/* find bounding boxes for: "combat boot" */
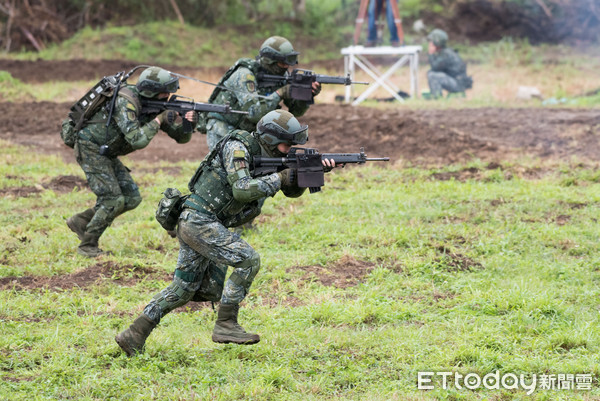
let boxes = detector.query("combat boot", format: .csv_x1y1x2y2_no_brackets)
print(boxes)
212,303,260,345
77,232,108,257
115,315,157,357
66,208,95,240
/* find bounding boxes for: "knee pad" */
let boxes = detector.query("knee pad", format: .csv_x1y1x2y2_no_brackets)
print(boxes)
123,194,142,212
232,251,261,284
104,195,125,218
149,283,195,318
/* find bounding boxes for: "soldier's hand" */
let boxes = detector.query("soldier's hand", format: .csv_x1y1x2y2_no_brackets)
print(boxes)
184,111,198,125
154,110,170,125
278,168,297,187
312,82,322,97
277,84,292,99
322,158,337,172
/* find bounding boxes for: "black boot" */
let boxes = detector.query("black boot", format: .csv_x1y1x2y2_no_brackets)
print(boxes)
115,315,157,356
212,303,260,345
66,208,95,240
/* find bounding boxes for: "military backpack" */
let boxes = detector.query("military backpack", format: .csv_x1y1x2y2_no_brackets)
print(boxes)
60,74,140,148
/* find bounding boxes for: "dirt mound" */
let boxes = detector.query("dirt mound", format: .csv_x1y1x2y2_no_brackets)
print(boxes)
0,261,171,291
288,255,376,288
44,175,88,192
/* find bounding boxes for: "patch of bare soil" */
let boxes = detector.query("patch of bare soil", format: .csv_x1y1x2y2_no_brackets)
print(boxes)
43,174,88,193
0,261,171,291
0,60,598,166
288,255,376,288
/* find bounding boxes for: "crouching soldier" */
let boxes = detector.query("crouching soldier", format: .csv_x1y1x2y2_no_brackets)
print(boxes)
426,29,473,99
66,67,198,257
115,110,336,355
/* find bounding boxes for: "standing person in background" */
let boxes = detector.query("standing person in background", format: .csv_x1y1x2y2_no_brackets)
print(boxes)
366,0,400,47
426,29,473,99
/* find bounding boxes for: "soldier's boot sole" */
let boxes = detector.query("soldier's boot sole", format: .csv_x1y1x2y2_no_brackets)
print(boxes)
211,332,260,345
77,246,110,258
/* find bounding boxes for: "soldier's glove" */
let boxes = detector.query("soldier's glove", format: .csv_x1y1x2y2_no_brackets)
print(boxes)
278,168,297,187
184,111,199,125
277,84,292,99
165,110,179,125
155,110,170,125
312,82,322,97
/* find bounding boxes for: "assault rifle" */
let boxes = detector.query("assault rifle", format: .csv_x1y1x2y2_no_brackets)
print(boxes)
141,95,248,133
252,147,389,193
256,69,369,103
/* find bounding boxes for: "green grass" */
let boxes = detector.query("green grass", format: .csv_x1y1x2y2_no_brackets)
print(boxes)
1,139,600,400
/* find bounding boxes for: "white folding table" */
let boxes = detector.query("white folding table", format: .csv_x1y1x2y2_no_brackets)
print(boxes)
341,45,422,105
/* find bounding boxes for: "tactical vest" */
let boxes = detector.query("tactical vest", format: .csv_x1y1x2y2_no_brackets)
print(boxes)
184,130,262,226
208,58,261,130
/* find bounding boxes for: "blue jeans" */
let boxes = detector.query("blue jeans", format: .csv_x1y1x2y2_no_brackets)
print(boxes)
368,0,399,43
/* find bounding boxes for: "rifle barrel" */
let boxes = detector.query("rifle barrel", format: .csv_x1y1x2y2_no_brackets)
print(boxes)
366,157,390,161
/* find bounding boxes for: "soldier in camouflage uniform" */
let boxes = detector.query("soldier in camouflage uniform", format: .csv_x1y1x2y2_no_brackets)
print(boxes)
115,110,336,355
66,67,198,257
426,29,473,98
204,35,321,151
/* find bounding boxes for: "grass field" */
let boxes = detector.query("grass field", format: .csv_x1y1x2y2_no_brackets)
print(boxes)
1,138,600,400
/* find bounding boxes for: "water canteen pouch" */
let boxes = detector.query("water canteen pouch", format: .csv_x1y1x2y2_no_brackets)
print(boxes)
155,187,188,231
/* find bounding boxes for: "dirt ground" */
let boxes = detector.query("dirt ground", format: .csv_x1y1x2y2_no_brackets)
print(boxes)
2,59,600,167
1,59,599,296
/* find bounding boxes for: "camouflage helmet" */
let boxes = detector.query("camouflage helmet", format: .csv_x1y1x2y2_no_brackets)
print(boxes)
136,67,179,98
258,36,299,66
256,110,308,155
427,29,448,48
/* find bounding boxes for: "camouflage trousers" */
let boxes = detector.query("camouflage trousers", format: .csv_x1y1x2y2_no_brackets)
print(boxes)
143,209,260,324
206,118,234,151
427,71,464,98
75,140,142,237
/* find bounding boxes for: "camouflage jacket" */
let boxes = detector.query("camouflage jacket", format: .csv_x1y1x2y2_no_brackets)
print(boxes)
208,58,310,132
76,85,192,157
428,48,467,79
186,132,281,227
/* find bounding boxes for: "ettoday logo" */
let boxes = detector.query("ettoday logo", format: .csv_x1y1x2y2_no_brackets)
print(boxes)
417,371,593,395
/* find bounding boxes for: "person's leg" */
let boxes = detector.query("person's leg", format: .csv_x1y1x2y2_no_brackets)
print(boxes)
366,0,378,44
176,210,261,344
113,159,142,216
386,0,399,43
74,141,125,257
116,234,210,356
427,70,460,98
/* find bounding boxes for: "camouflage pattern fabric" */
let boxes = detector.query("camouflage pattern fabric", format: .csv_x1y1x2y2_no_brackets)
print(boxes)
427,71,463,98
74,85,192,237
75,140,141,236
142,136,283,322
207,60,310,150
427,48,469,97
